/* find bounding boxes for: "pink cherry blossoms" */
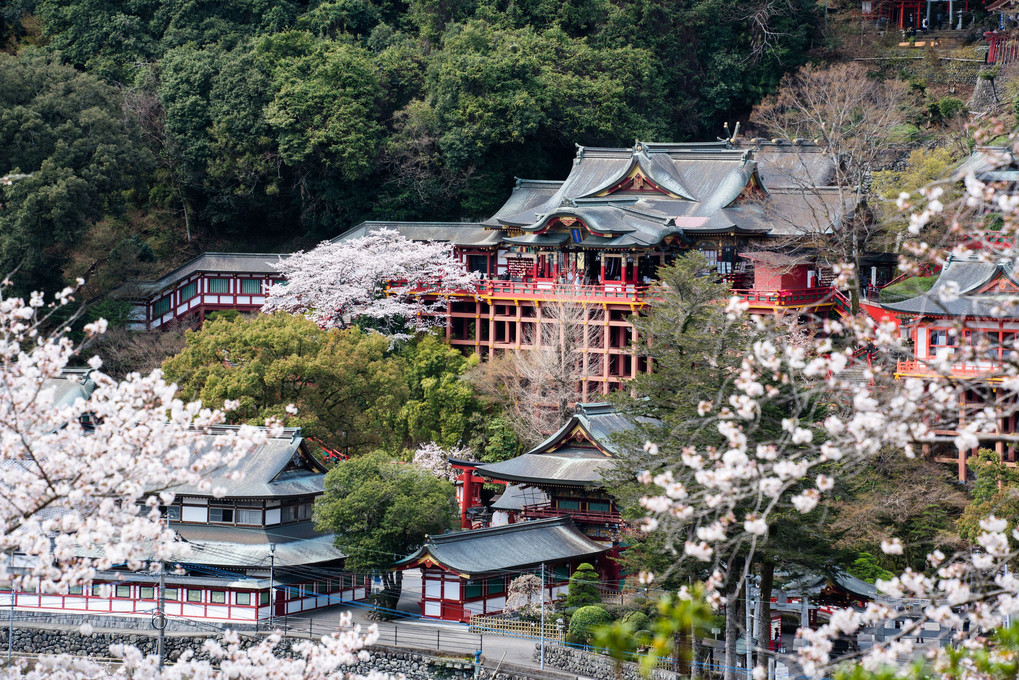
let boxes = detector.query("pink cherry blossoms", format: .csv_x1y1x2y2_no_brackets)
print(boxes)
0,287,388,680
632,141,1019,679
263,228,481,338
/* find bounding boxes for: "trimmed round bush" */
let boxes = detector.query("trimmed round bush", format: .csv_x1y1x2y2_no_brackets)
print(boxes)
622,610,651,632
568,605,612,644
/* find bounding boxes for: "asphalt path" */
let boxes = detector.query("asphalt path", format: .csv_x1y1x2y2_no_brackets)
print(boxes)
282,569,546,668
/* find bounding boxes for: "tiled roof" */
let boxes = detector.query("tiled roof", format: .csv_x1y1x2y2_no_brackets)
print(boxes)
881,255,1019,318
111,252,287,299
395,517,607,576
475,402,652,486
168,426,327,499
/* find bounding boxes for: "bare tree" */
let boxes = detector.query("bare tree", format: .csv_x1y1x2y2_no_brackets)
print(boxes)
750,62,913,309
468,299,598,446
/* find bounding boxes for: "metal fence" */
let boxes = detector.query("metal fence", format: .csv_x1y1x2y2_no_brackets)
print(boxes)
468,615,564,642
274,615,484,656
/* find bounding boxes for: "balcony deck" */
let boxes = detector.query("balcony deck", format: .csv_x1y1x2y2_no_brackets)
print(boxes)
479,281,646,304
732,287,834,311
895,359,1006,380
520,502,624,526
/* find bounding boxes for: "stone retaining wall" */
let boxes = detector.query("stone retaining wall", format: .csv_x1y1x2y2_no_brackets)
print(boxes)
535,643,678,680
0,624,554,680
0,610,244,633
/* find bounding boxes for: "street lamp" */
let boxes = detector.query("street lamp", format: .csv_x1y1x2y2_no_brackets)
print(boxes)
269,543,277,629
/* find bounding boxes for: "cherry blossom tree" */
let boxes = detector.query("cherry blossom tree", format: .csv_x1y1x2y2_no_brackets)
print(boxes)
623,135,1019,680
263,228,481,339
412,441,476,481
0,285,386,680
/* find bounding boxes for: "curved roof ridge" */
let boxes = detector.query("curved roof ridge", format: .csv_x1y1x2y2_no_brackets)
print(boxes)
575,149,696,201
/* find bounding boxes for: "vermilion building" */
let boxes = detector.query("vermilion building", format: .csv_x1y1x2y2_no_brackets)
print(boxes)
886,254,1019,481
114,140,863,399
394,517,608,622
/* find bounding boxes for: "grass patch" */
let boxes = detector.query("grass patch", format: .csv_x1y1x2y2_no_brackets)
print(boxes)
878,275,937,302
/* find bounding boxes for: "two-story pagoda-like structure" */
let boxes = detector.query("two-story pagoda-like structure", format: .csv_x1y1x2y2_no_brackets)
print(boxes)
886,253,1019,481
459,403,644,585
3,426,369,630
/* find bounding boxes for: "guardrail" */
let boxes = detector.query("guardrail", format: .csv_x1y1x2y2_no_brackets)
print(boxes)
895,359,1005,377
732,287,833,308
520,503,624,525
275,615,483,656
482,281,647,303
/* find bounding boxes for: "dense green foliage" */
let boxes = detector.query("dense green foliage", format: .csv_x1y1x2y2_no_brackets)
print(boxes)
847,552,894,584
160,317,518,458
0,0,819,277
877,276,937,303
829,449,966,572
568,604,612,644
314,450,457,570
565,562,602,608
0,50,151,294
957,450,1019,549
161,313,408,454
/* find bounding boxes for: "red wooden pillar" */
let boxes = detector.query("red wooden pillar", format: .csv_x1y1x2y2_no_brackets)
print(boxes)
599,257,606,285
620,257,628,284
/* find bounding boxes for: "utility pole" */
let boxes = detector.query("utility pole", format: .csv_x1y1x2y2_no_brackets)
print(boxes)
269,544,277,629
8,553,14,661
157,564,166,668
745,577,753,676
540,563,546,671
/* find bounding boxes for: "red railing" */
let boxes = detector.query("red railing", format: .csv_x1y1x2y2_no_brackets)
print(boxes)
731,287,833,307
480,281,647,303
521,502,624,525
896,359,1005,377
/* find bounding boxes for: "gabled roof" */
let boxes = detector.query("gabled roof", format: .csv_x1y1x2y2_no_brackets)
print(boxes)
491,484,549,511
475,141,854,245
44,371,97,409
742,141,838,188
881,254,1019,319
395,517,608,577
953,146,1019,182
475,403,646,486
169,426,328,499
177,530,346,568
332,220,499,247
111,252,288,300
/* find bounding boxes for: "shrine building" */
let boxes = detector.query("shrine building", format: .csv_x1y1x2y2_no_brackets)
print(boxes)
886,254,1019,481
113,140,865,399
394,517,608,622
2,426,369,629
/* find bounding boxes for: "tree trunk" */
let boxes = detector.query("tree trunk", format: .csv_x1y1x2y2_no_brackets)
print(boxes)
754,560,775,667
675,625,692,678
373,570,403,618
850,203,863,314
724,580,743,680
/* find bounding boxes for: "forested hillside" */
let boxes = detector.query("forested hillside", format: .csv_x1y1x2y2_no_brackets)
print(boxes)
0,0,819,293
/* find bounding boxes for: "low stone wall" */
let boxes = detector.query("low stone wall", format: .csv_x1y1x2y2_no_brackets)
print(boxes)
535,643,678,680
0,624,556,680
533,644,676,680
0,626,285,662
0,609,245,633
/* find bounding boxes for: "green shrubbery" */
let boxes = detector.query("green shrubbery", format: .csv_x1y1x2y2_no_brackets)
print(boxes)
567,605,612,644
565,563,601,608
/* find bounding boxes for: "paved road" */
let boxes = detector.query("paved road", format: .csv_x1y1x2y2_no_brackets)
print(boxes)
281,569,546,668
